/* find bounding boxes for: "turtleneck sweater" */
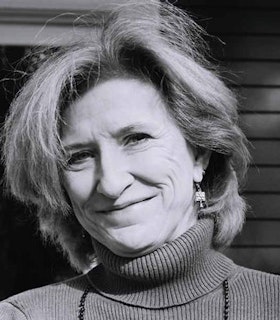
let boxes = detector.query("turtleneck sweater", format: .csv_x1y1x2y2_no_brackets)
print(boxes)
88,218,234,309
0,218,279,319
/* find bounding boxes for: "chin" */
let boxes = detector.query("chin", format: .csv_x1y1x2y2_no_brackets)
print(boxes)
109,244,160,258
102,230,164,258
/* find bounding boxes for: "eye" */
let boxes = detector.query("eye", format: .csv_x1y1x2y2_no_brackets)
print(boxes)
124,133,152,146
66,151,95,167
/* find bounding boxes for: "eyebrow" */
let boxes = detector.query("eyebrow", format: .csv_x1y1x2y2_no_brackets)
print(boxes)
113,124,148,138
63,142,96,152
63,123,150,152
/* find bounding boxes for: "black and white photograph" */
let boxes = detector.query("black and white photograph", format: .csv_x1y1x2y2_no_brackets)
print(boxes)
0,0,279,319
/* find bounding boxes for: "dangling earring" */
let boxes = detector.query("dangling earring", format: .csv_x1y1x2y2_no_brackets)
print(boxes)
195,182,206,209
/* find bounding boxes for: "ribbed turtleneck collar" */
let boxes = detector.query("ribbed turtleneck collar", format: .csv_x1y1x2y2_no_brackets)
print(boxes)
87,218,235,308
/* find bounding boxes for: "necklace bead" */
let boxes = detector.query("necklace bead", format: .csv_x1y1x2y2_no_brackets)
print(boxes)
78,286,90,320
223,279,230,320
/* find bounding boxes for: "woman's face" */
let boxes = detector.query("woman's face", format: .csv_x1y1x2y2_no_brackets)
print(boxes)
61,78,206,257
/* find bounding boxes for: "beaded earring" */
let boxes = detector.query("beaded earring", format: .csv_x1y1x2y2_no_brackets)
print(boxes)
195,182,206,209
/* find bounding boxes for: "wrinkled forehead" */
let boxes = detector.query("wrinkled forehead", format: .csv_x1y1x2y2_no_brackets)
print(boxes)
60,77,178,145
61,73,168,119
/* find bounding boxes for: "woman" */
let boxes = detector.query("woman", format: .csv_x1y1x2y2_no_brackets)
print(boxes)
0,2,279,319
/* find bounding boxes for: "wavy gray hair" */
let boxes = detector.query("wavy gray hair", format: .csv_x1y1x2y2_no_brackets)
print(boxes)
2,1,250,271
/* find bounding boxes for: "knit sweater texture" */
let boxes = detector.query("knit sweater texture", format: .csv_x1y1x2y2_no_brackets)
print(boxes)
0,218,279,319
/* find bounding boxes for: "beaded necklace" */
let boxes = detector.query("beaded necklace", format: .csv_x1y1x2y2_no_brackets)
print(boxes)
78,279,230,319
78,286,90,320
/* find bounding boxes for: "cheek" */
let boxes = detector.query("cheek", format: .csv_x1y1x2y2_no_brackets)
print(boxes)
63,168,96,204
152,146,195,208
161,157,194,208
171,148,196,198
129,145,176,177
131,145,194,187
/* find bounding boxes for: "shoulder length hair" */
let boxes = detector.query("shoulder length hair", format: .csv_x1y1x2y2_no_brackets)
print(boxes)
2,1,250,271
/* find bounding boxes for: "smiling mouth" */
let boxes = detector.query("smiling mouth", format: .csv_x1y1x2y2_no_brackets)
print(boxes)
97,196,155,213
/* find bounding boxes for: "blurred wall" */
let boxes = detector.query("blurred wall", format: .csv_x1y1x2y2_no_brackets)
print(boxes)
181,0,280,273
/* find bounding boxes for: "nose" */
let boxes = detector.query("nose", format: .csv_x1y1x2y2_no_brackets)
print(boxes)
96,149,134,199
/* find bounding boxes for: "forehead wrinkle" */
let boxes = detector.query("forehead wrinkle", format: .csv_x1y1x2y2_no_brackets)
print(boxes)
61,79,172,149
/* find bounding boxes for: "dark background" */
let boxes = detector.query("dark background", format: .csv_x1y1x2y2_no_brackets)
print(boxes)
0,0,280,300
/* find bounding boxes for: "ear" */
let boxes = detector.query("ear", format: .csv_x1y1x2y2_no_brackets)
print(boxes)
193,150,211,183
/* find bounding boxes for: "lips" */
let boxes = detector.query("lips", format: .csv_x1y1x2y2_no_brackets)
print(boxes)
96,196,155,213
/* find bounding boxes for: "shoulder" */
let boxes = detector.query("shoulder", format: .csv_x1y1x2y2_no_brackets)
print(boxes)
232,265,280,289
230,266,280,310
0,274,88,320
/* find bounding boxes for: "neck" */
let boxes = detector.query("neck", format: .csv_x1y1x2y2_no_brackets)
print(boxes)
87,218,235,308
